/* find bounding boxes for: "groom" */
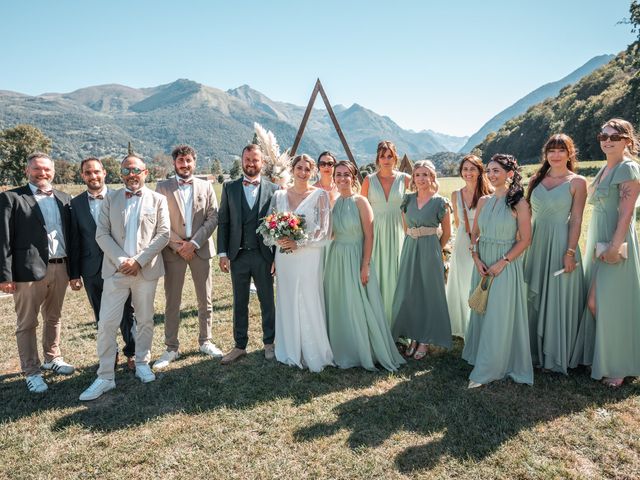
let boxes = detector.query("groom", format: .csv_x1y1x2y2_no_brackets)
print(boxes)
217,144,278,364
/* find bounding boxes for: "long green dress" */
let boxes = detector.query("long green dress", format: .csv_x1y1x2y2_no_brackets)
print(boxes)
524,181,585,374
391,193,452,349
570,160,640,379
462,195,533,385
324,195,406,371
367,172,409,325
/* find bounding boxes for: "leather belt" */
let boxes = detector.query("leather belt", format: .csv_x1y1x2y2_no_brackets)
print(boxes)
406,226,439,239
48,257,67,264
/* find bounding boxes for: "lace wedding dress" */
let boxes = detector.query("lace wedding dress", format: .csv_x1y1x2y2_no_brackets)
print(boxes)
267,188,334,372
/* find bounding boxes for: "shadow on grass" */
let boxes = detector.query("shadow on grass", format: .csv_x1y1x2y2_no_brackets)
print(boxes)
293,344,639,473
0,349,382,432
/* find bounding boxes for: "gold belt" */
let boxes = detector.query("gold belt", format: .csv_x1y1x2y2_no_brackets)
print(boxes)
406,226,439,239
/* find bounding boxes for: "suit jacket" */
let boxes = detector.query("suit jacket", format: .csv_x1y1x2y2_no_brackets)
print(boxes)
69,189,112,279
217,177,278,263
96,186,170,281
156,177,218,259
0,184,71,283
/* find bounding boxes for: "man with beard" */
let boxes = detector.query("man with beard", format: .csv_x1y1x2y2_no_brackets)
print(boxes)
153,145,222,370
0,152,75,393
79,154,170,401
69,157,136,370
217,144,278,364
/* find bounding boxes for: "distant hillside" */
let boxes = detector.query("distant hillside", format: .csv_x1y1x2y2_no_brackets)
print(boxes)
460,54,615,153
476,46,639,163
0,80,466,167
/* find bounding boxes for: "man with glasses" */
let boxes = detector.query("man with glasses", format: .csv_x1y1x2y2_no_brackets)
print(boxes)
69,157,136,371
79,154,170,401
0,152,75,393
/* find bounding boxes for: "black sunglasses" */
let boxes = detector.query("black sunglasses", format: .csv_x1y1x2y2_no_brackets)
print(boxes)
318,161,335,168
597,133,628,142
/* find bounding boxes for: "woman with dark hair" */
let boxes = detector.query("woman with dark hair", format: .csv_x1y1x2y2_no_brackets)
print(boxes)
462,154,533,387
324,161,405,371
570,118,640,387
524,134,587,374
360,141,411,325
313,151,340,207
266,154,334,372
446,155,493,339
391,161,452,359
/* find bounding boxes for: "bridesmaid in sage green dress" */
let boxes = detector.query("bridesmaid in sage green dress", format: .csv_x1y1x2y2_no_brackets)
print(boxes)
391,161,452,359
324,161,405,372
462,154,533,388
524,134,587,374
361,141,410,325
570,119,640,387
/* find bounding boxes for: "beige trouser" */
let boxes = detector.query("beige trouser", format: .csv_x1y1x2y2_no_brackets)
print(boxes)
163,251,212,351
14,262,69,376
96,272,158,380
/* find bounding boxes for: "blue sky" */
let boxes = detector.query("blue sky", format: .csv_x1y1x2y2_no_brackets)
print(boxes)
1,0,635,136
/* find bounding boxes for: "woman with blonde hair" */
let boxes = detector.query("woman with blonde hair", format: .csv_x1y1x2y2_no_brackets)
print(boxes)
266,154,334,372
570,118,640,387
524,134,587,374
360,141,411,325
324,161,405,371
391,161,452,359
446,155,493,339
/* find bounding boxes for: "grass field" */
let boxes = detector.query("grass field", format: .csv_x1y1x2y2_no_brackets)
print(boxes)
0,161,639,479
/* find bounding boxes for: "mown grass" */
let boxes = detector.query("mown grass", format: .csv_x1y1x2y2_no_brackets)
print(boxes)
0,161,638,479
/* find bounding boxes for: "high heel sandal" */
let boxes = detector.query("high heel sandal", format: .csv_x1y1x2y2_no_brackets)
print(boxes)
413,344,429,360
602,377,624,388
405,341,417,357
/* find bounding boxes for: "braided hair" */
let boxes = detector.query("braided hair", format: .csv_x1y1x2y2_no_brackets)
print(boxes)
490,154,524,210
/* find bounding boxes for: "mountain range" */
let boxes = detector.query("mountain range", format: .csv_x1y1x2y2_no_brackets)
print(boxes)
459,54,615,153
0,80,467,167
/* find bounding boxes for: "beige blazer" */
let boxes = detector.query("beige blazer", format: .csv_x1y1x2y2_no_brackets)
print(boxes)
156,177,218,259
96,186,170,280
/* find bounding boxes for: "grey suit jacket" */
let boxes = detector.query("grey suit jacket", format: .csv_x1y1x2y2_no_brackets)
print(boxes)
96,186,170,280
156,177,218,259
216,177,278,263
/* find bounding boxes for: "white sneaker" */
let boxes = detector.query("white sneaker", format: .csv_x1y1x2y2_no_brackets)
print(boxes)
153,350,179,370
79,378,116,401
26,374,48,393
199,342,223,358
135,364,156,383
42,357,75,375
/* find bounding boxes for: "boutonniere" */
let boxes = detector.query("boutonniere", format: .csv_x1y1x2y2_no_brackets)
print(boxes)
197,195,204,203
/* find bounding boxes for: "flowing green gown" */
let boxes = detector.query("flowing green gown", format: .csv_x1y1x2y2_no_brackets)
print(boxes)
367,172,409,325
462,195,533,385
391,193,452,349
524,181,585,374
324,196,405,371
570,160,640,379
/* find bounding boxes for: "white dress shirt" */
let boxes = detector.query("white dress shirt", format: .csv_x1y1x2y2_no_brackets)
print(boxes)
29,183,67,258
177,178,194,238
87,186,108,224
123,189,143,258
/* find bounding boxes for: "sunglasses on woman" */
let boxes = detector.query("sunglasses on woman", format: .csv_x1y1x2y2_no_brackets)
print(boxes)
318,161,335,168
597,133,629,142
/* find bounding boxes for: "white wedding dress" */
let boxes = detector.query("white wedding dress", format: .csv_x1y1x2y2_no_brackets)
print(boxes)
268,188,334,372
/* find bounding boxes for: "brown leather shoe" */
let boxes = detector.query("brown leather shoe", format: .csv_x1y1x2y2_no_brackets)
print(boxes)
220,348,247,365
127,356,136,371
264,343,275,360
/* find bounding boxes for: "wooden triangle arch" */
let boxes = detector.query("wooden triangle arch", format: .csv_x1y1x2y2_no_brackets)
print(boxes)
399,154,413,174
290,79,362,180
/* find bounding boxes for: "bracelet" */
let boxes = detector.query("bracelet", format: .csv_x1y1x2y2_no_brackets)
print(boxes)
565,248,576,257
501,255,510,263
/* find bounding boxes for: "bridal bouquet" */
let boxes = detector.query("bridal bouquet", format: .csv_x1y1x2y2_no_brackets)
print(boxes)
257,212,307,253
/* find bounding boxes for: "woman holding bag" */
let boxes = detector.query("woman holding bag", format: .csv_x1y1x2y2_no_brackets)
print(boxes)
462,154,533,388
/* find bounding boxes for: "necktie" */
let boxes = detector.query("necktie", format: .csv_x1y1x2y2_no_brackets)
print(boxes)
243,179,259,187
178,178,193,186
125,190,142,199
89,194,104,201
36,189,53,196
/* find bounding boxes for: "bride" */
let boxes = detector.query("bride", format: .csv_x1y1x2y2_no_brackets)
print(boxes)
267,154,334,372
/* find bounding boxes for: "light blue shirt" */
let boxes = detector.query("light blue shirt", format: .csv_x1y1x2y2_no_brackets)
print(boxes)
29,183,66,258
87,187,108,224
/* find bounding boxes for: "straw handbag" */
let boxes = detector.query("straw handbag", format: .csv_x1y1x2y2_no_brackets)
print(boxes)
468,276,493,314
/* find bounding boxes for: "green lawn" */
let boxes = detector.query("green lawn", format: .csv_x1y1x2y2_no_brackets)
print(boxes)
0,163,638,479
